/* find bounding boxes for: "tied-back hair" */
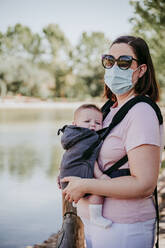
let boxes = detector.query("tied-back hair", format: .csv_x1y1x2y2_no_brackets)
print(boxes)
104,35,160,102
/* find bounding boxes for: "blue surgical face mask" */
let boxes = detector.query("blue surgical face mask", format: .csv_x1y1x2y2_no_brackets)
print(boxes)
104,65,139,95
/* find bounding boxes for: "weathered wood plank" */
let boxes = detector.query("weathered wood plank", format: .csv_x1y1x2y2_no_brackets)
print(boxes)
32,195,85,248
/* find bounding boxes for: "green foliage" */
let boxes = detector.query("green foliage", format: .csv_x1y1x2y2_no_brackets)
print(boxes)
43,23,70,59
129,0,165,89
0,23,110,99
1,24,43,61
0,54,55,99
0,4,165,100
73,32,110,97
162,160,165,169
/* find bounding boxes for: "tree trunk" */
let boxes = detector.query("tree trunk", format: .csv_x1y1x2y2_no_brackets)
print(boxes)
60,195,85,248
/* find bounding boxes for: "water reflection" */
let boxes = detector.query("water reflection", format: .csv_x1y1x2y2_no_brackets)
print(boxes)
0,107,74,248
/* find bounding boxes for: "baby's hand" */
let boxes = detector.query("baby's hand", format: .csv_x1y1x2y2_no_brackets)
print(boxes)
94,162,103,178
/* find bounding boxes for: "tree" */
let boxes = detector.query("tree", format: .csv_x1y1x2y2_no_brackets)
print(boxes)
0,24,56,98
130,0,165,88
0,24,112,99
43,24,76,98
0,24,43,62
43,24,71,61
73,32,111,97
0,55,55,98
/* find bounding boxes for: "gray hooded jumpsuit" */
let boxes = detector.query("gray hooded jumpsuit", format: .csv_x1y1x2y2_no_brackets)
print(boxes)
59,125,103,189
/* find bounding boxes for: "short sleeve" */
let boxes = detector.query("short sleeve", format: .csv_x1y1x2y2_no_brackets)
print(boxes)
122,102,161,152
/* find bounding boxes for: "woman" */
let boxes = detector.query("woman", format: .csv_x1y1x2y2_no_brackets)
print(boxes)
61,36,164,248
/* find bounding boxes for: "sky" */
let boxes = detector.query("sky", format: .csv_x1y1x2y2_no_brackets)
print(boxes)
0,0,135,45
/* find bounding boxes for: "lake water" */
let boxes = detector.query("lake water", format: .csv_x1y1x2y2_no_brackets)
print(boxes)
0,104,164,248
0,107,76,248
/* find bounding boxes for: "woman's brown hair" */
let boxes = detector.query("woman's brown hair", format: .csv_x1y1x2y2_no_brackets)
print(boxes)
104,36,160,102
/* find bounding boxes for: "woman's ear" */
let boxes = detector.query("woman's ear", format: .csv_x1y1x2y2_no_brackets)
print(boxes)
139,64,147,78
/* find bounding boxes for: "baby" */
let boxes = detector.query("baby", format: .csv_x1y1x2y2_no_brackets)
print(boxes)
59,104,112,228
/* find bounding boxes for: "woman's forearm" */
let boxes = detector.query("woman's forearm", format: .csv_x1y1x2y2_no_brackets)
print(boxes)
62,145,160,202
85,145,159,199
83,175,155,199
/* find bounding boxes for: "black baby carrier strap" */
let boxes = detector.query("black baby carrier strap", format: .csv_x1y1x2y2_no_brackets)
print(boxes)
102,95,163,173
101,95,163,248
84,95,163,161
101,95,163,140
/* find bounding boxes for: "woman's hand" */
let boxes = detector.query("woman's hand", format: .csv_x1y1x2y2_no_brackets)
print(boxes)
61,176,87,203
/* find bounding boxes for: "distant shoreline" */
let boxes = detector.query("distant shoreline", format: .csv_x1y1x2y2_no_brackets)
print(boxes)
0,99,103,109
0,99,164,111
0,101,92,109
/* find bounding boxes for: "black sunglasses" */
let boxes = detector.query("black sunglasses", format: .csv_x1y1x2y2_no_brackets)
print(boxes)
102,55,139,70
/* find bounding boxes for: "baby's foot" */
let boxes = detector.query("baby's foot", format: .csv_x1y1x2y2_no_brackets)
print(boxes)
90,216,112,229
72,202,77,208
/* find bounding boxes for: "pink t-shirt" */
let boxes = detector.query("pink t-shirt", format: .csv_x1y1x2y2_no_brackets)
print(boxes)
77,97,164,223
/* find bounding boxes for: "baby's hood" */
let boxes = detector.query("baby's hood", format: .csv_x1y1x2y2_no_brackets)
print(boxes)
61,125,98,150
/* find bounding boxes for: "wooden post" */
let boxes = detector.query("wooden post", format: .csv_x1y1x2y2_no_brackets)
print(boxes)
61,195,85,248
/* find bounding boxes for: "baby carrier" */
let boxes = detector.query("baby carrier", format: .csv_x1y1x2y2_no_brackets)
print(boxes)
58,95,163,248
